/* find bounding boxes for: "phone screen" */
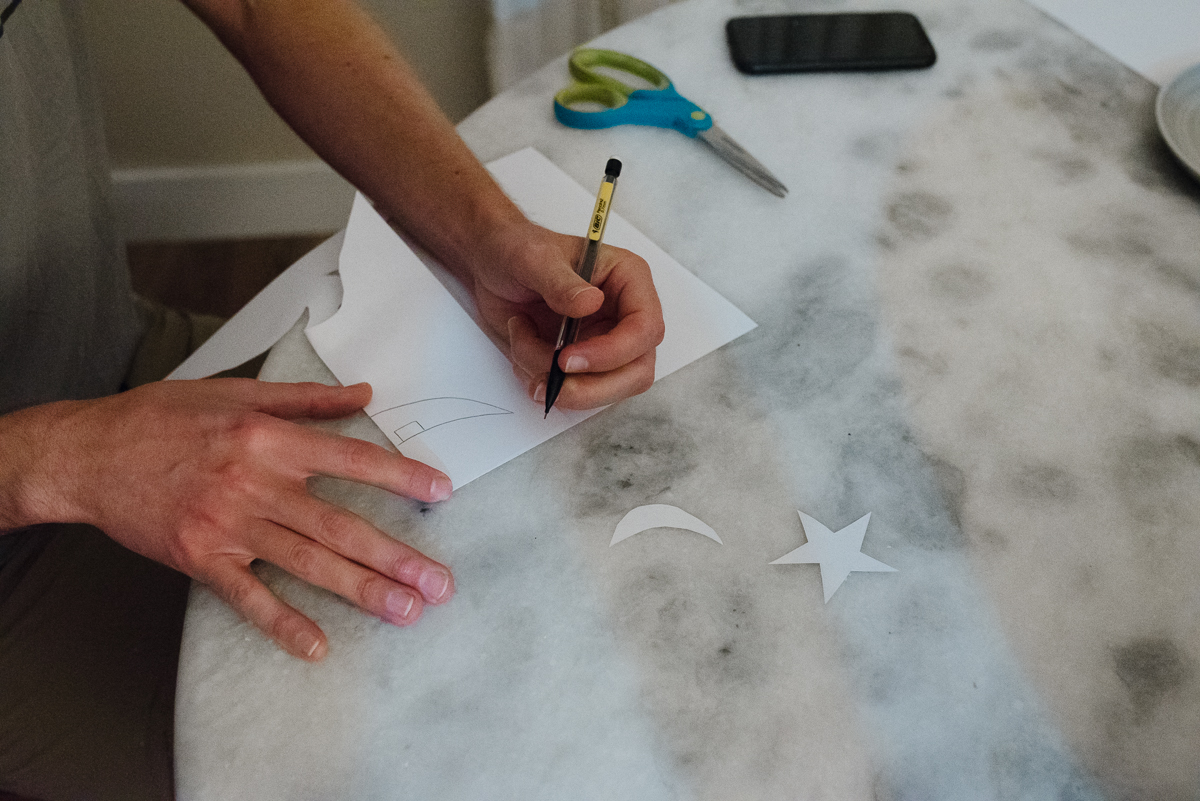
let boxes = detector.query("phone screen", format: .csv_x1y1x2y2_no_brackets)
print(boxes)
726,13,936,74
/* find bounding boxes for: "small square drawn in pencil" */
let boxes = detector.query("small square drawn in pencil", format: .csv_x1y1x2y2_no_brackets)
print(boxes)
394,421,425,443
371,397,513,445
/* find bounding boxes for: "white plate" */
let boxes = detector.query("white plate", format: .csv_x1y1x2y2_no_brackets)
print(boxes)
1157,62,1200,181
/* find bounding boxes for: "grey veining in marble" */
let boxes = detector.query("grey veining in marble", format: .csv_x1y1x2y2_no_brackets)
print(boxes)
175,0,1200,798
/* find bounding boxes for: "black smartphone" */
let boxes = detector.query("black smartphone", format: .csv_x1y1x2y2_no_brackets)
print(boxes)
726,12,936,74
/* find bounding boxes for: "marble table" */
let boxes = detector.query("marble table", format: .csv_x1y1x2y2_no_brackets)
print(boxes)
174,0,1200,797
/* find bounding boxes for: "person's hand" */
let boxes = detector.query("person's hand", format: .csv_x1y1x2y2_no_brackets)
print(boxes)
464,221,665,409
1,379,454,661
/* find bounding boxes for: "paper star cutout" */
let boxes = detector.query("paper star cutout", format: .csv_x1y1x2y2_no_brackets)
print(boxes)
770,511,896,602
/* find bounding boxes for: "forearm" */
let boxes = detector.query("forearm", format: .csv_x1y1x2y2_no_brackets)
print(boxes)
179,0,664,414
182,0,527,281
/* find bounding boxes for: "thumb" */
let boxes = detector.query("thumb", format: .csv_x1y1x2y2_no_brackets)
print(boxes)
521,260,605,318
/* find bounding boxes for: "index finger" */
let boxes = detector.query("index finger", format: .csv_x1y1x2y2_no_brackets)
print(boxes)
237,379,373,420
557,250,664,374
265,420,453,503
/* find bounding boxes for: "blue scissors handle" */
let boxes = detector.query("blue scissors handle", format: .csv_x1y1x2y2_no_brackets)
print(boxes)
554,48,714,138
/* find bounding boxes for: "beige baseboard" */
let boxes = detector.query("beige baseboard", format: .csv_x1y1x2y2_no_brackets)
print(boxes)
111,160,355,242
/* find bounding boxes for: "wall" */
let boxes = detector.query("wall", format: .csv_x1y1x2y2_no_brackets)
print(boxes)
81,0,492,240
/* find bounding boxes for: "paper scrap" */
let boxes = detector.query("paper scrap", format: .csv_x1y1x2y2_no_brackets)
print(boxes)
611,505,722,547
167,231,345,381
770,512,895,602
305,148,757,488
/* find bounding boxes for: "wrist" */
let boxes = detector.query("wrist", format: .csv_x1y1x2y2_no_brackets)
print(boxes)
460,216,549,283
0,400,87,531
372,167,531,286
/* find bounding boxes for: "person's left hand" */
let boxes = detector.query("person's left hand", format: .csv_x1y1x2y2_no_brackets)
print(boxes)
462,221,665,410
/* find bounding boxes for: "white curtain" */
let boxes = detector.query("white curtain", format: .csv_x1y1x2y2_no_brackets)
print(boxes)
487,0,676,93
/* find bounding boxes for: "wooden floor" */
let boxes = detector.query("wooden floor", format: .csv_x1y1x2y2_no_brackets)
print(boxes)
126,234,332,319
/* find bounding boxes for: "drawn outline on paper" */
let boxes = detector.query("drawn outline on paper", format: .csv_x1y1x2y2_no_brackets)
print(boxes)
371,397,513,443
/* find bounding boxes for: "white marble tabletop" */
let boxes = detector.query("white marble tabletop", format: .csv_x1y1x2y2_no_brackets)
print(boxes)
174,0,1200,797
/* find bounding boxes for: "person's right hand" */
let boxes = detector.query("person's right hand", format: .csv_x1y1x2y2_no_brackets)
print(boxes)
455,220,665,410
0,378,454,661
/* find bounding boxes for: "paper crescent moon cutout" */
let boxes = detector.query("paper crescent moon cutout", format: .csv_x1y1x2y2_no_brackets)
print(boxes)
611,505,722,547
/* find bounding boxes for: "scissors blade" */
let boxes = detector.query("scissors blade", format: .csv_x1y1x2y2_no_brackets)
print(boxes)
697,124,788,197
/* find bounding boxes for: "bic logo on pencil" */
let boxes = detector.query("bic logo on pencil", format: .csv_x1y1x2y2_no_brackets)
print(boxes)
591,200,606,234
589,183,614,241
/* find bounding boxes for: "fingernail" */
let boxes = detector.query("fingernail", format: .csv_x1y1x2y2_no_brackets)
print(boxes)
533,381,546,403
420,568,451,602
386,590,415,620
564,355,588,372
306,638,321,658
430,473,453,501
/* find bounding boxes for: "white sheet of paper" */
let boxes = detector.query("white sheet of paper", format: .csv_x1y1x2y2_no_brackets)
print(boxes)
167,231,345,381
1023,0,1200,84
305,148,757,488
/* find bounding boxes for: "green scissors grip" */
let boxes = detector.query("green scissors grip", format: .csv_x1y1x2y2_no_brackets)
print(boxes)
568,48,671,95
554,82,630,112
554,48,713,137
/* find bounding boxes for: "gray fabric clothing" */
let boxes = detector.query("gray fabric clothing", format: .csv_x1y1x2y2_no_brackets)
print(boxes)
0,6,197,799
0,0,143,417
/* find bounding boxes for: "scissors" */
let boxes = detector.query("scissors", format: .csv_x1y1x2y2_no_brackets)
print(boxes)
554,48,788,198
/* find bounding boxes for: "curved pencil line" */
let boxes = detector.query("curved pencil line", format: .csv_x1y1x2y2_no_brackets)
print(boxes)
387,412,515,443
372,397,513,416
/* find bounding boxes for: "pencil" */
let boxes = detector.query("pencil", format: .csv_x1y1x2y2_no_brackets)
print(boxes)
544,157,621,416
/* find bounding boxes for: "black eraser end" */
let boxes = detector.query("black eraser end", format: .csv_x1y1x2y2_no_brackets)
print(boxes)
605,158,622,177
